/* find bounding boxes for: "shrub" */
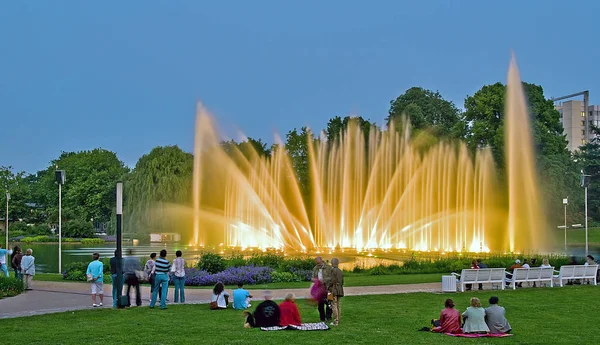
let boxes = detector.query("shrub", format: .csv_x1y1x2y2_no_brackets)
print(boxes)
271,271,303,283
197,253,226,274
21,235,56,243
246,253,283,269
0,277,24,298
278,256,314,272
223,253,247,268
9,221,29,233
81,238,106,245
289,267,313,281
31,224,52,236
63,220,95,238
62,259,111,280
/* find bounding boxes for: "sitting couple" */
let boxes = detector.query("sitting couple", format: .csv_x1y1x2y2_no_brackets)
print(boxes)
244,291,301,328
432,296,511,334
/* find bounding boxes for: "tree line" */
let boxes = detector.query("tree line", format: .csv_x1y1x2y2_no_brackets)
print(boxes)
0,81,594,239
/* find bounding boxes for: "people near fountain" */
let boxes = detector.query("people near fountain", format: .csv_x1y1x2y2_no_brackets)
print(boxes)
279,293,302,326
584,255,596,266
0,243,14,277
485,296,512,334
210,282,230,309
462,297,489,334
109,250,121,308
329,258,344,326
21,249,35,290
505,259,522,287
149,249,170,310
466,260,479,291
86,252,104,307
123,249,142,307
476,259,487,291
540,258,551,268
521,259,530,269
432,299,462,334
11,246,23,280
245,290,280,327
172,250,186,303
312,256,333,321
144,253,162,301
233,282,253,310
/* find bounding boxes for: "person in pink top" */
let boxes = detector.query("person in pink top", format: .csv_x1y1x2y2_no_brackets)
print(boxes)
432,299,462,334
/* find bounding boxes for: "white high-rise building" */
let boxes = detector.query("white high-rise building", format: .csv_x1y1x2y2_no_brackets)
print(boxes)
556,100,600,152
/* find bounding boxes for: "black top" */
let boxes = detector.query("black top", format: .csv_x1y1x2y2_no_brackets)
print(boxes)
253,300,280,327
109,256,118,275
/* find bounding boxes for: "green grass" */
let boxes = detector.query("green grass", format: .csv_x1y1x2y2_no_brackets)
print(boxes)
2,285,599,344
30,272,443,289
560,227,600,246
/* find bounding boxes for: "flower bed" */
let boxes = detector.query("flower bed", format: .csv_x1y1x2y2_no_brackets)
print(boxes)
184,265,273,286
0,277,24,299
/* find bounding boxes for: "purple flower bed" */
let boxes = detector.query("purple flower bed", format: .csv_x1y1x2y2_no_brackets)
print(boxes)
289,267,313,281
184,265,273,286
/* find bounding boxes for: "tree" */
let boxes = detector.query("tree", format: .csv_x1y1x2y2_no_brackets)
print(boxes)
35,149,129,225
220,137,271,160
0,166,35,223
284,127,311,195
62,219,95,238
573,126,600,222
124,146,194,234
387,87,464,137
325,116,375,144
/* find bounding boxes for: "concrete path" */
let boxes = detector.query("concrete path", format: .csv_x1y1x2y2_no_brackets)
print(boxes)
0,280,441,319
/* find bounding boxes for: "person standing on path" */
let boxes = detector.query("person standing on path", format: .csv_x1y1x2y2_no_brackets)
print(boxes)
149,249,170,310
86,252,105,307
11,246,23,280
312,256,332,322
329,258,344,326
20,249,35,290
123,249,142,307
172,250,186,303
144,253,161,301
0,243,13,277
109,250,121,308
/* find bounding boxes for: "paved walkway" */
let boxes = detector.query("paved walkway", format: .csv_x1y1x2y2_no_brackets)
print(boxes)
0,280,441,319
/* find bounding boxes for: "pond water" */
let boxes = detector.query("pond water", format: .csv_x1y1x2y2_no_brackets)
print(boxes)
9,242,600,273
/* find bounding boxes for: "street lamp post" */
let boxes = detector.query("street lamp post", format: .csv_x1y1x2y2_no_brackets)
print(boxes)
115,181,124,308
55,170,65,274
563,198,568,252
5,192,9,250
581,170,591,257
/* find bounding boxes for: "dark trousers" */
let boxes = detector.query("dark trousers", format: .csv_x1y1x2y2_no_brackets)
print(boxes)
318,298,332,321
124,273,142,306
149,273,162,297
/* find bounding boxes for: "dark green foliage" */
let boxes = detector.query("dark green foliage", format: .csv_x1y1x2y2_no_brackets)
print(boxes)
62,259,111,281
197,252,226,274
62,219,95,238
0,276,24,298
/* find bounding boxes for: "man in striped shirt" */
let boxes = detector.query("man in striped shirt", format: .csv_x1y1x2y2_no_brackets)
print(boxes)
149,249,170,309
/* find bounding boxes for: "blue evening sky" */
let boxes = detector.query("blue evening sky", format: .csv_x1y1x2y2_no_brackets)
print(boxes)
1,1,599,173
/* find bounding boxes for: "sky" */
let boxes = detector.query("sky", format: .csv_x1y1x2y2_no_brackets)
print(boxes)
1,1,599,173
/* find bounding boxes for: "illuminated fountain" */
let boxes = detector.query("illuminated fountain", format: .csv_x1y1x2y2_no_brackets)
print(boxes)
185,57,546,253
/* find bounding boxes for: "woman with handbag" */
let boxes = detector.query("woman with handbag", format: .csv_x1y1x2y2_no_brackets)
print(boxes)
210,282,229,309
329,258,344,326
172,250,186,303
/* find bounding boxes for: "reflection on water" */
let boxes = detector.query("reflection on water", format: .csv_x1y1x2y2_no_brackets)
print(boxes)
12,242,600,273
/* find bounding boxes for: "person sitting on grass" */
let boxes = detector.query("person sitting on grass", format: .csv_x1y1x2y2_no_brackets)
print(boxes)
279,293,302,327
244,290,280,328
432,298,462,334
211,282,230,309
485,296,512,334
233,282,253,310
462,297,489,334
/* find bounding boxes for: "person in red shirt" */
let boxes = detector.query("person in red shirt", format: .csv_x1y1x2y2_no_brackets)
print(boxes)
432,299,462,334
279,293,302,326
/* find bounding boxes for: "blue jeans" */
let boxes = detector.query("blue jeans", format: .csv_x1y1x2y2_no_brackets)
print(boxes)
14,268,22,280
173,276,185,303
150,273,169,309
111,274,122,307
0,264,8,277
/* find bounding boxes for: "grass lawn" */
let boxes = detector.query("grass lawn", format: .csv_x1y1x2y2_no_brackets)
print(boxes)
32,272,443,289
2,285,599,344
561,227,600,246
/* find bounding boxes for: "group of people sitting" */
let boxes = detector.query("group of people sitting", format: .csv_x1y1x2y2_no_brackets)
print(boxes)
431,296,511,334
209,282,302,328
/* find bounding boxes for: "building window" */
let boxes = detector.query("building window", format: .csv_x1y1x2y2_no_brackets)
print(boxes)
582,112,586,117
582,139,586,145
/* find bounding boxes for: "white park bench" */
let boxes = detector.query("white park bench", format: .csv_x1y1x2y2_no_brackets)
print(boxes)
553,265,598,287
451,268,506,292
505,267,554,289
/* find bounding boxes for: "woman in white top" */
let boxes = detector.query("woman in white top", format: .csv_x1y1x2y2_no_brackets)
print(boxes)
172,250,186,303
211,282,230,309
20,249,36,290
540,258,552,268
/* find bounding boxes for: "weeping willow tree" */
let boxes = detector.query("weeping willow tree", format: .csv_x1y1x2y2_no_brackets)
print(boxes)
123,146,194,239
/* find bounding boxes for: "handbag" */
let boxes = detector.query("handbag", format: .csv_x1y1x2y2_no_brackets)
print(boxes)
86,274,94,282
210,293,221,310
135,269,147,282
327,292,334,301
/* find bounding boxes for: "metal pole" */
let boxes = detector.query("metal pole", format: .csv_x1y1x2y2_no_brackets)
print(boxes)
585,186,589,256
564,203,567,252
5,193,8,250
116,182,124,308
58,183,62,274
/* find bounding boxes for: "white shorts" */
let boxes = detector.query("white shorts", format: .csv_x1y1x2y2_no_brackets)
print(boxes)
91,281,104,295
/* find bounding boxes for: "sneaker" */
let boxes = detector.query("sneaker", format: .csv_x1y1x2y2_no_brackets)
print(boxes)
99,303,103,307
247,304,252,308
92,304,99,307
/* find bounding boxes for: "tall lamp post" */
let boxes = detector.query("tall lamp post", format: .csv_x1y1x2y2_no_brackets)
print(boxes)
5,192,9,250
55,170,65,274
115,181,124,308
563,198,568,252
581,170,591,256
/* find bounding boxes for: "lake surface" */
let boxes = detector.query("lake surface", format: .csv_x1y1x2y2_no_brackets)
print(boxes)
10,242,600,273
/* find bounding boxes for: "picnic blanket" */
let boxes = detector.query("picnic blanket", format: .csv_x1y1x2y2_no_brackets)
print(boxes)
445,333,513,338
261,322,330,331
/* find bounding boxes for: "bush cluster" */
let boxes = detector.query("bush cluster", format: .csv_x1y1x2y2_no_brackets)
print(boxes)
0,277,25,298
81,238,106,245
62,259,112,282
